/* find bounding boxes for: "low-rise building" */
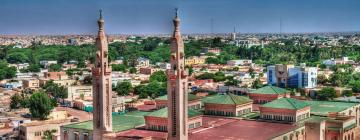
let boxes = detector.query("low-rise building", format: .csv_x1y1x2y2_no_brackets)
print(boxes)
67,85,92,101
19,119,71,140
248,86,290,104
44,72,68,80
22,79,39,89
204,94,253,117
185,56,206,66
259,98,311,123
227,59,252,66
155,94,202,110
144,107,202,132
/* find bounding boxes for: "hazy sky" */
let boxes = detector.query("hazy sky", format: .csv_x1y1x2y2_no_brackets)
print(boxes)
0,0,359,35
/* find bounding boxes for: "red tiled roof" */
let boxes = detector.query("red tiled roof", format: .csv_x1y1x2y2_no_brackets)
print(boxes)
137,104,157,111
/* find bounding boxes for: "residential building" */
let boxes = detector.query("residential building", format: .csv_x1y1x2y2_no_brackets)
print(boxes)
67,85,92,101
185,56,206,66
136,57,150,67
19,119,71,140
227,59,252,66
22,79,39,89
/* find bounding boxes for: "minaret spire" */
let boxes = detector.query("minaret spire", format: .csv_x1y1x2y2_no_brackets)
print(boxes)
92,10,112,140
167,8,188,140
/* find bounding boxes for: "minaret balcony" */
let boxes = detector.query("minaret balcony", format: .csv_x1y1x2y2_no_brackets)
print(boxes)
92,68,102,77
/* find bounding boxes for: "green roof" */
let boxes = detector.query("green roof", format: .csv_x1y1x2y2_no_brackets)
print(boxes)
203,94,252,105
262,98,309,110
62,112,147,132
305,101,359,116
249,86,289,95
145,107,202,118
155,94,199,101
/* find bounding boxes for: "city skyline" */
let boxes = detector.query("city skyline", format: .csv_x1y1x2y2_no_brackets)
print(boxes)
1,0,360,35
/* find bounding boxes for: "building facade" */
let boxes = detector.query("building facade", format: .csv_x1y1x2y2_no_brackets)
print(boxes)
267,64,317,88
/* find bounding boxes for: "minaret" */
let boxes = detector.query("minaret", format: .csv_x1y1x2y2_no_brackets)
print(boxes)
231,27,236,41
167,8,188,140
92,10,112,140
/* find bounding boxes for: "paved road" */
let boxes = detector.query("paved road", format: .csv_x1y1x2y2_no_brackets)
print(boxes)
55,107,92,121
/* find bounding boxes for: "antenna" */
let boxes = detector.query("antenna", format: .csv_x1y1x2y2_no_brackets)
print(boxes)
280,18,282,34
210,18,214,36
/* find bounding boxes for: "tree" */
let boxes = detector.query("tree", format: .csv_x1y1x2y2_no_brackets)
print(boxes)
10,94,24,109
115,81,133,96
49,64,62,72
187,66,194,76
43,80,68,101
42,129,57,140
317,87,337,101
29,91,55,120
351,81,360,93
317,74,328,85
225,79,241,86
149,71,167,82
251,78,263,89
0,61,17,80
112,64,127,72
342,90,353,97
129,67,137,74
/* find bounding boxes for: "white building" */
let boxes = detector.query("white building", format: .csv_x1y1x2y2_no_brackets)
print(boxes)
227,59,252,66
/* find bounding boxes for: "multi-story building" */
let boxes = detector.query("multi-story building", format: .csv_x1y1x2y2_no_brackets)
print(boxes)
136,57,150,67
267,64,317,88
19,119,71,140
22,79,40,89
185,56,206,66
66,85,93,101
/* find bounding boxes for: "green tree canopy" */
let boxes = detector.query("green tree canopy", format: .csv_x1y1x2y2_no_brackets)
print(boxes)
317,87,337,101
29,91,55,120
149,71,167,82
115,81,133,96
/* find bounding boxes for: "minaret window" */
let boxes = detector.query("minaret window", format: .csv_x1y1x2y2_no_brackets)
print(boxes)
173,64,177,71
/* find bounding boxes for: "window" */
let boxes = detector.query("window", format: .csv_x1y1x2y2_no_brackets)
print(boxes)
189,124,194,129
35,131,41,136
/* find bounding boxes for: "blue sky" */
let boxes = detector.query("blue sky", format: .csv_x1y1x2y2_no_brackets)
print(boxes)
0,0,359,35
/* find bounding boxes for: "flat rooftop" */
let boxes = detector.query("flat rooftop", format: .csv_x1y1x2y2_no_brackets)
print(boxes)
304,101,359,116
62,111,148,132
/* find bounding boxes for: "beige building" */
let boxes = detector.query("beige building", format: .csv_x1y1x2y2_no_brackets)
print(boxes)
19,119,71,140
22,79,40,89
185,56,206,66
67,85,93,101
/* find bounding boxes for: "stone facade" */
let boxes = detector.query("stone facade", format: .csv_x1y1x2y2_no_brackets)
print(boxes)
91,10,113,140
166,9,188,140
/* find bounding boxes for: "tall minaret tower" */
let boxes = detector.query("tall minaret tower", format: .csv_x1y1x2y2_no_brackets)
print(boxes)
92,10,112,140
167,8,188,140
